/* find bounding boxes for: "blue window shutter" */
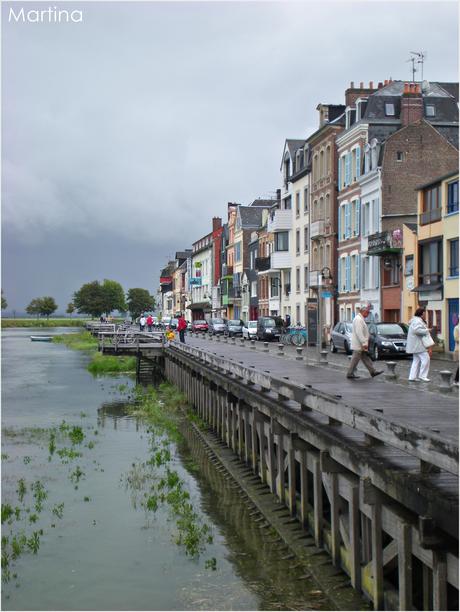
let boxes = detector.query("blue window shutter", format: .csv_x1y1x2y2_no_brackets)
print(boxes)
345,154,349,186
346,203,350,238
355,254,360,289
338,206,342,241
338,258,342,290
338,157,342,190
346,256,351,291
344,205,348,239
356,147,361,178
354,199,360,236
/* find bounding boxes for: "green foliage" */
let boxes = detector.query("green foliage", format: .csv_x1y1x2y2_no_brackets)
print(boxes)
87,353,136,375
1,319,87,328
126,288,156,319
25,297,58,319
1,290,7,310
73,279,126,317
2,504,14,524
66,302,75,316
53,331,98,351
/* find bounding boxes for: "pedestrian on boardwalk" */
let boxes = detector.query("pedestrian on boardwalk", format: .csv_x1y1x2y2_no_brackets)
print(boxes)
139,314,146,332
177,313,187,344
346,304,383,380
407,306,433,382
146,314,153,332
453,321,459,386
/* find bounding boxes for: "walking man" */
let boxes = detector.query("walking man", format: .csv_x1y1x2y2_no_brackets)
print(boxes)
177,313,187,344
346,304,383,380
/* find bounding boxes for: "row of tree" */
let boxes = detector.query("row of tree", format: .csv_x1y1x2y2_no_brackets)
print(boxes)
7,280,157,319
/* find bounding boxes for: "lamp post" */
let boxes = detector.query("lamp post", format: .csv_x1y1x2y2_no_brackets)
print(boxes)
317,267,332,361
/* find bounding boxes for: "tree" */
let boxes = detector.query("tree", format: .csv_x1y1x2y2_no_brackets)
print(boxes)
73,280,126,318
126,288,156,319
26,298,42,319
39,297,58,319
1,291,7,310
66,302,76,317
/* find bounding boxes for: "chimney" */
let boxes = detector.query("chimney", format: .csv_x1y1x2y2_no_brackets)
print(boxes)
384,79,389,86
345,81,376,108
212,217,222,232
401,82,424,127
378,82,383,89
369,81,374,89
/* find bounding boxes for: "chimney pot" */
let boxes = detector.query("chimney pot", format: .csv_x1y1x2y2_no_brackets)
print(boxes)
350,81,354,88
404,82,410,94
384,79,388,86
378,82,383,89
360,81,364,88
369,81,374,89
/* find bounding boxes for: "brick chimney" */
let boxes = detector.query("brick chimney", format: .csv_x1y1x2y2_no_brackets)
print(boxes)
345,80,377,107
212,217,222,232
401,82,424,126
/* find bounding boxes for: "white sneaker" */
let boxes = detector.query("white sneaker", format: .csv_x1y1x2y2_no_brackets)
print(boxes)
418,377,430,382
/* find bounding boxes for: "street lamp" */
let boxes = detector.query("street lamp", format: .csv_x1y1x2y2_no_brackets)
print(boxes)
317,267,332,361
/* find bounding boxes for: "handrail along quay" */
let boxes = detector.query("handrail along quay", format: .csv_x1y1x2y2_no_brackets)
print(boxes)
162,339,458,611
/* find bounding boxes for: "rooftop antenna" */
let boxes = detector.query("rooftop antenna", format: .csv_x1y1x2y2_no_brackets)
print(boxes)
408,51,426,81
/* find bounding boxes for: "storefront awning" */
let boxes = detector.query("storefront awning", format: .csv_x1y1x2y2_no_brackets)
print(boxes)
186,301,212,311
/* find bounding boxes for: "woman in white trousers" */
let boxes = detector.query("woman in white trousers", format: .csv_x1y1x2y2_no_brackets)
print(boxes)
406,307,431,382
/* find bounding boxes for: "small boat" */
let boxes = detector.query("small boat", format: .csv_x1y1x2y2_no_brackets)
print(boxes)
30,335,53,342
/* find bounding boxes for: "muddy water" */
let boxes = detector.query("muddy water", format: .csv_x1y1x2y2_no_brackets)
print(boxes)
2,328,333,610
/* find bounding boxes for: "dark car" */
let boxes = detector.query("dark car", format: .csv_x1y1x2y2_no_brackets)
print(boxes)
330,321,353,354
191,319,208,333
208,318,228,335
367,322,408,361
226,319,244,337
256,317,283,341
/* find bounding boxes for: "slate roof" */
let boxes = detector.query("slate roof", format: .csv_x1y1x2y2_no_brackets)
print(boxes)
250,198,278,207
239,206,267,228
286,139,306,158
175,250,192,260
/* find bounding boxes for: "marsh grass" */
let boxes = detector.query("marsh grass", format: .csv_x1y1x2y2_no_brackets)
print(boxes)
53,331,98,351
1,319,88,329
87,353,136,375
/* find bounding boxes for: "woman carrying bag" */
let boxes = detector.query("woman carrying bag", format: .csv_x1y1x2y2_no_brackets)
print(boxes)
406,306,434,382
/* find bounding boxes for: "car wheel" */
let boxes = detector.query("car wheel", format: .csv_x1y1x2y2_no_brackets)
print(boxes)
330,340,337,353
344,340,351,355
372,345,380,361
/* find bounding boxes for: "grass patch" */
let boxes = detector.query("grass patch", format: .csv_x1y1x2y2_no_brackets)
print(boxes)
53,331,98,351
1,319,89,329
87,353,136,375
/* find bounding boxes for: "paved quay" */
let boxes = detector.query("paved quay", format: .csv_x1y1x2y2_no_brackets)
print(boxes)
184,334,459,448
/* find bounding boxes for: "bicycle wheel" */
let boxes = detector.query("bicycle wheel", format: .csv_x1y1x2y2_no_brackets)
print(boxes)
291,332,306,346
281,333,290,345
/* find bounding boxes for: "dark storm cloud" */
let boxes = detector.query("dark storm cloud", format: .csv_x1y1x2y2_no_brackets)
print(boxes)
2,1,458,309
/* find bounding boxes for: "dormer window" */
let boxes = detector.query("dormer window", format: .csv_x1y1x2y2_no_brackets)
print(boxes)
426,104,436,117
355,98,368,121
345,107,351,129
385,103,395,116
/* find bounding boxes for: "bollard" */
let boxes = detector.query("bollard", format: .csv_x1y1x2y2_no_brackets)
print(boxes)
216,335,221,342
295,347,303,361
209,334,213,341
250,339,256,350
263,342,269,353
231,337,236,344
224,336,228,343
439,370,453,393
385,361,398,380
240,338,245,347
320,350,328,364
277,343,284,357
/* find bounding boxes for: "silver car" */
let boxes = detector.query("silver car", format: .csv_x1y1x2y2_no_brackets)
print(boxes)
227,319,244,337
242,320,258,340
208,318,227,335
330,321,353,354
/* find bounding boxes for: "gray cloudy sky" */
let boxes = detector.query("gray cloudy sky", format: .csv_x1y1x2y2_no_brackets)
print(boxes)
2,0,458,312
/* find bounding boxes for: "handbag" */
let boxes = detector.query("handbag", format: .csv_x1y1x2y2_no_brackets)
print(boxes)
422,334,435,349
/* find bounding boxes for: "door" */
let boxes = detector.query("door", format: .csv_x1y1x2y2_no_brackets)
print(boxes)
448,298,459,351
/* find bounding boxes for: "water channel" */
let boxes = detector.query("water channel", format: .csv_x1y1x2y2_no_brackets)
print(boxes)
2,328,333,611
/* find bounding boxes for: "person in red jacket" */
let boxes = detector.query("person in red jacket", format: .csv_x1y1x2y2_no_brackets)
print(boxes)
146,314,153,332
177,314,187,343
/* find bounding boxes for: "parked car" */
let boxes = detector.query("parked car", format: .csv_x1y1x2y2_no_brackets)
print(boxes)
227,319,244,337
367,322,408,360
256,317,283,341
242,320,258,340
208,318,228,335
330,322,353,354
191,319,208,333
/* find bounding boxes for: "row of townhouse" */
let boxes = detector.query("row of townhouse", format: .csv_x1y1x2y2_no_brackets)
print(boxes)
158,78,459,352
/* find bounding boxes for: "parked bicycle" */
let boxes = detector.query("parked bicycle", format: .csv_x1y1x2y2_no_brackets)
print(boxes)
280,325,308,346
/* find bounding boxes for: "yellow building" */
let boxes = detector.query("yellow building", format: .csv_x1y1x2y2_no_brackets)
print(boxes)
414,171,459,353
401,223,418,323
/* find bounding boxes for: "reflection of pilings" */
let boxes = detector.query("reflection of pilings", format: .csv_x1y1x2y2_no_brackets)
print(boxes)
164,350,458,611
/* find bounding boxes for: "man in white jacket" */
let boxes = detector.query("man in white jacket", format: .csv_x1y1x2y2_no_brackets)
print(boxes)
346,305,383,380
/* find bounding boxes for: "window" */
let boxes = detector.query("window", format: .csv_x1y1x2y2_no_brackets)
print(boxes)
296,229,300,255
404,255,414,276
296,267,300,292
304,265,309,291
449,239,458,277
304,226,309,252
234,241,241,262
270,277,279,297
251,281,257,297
325,194,330,220
419,240,442,284
303,188,309,213
283,195,292,210
425,105,435,117
250,250,255,270
295,192,300,217
396,151,405,161
447,181,459,213
296,304,301,325
385,103,395,116
275,231,289,251
362,201,370,237
421,185,442,224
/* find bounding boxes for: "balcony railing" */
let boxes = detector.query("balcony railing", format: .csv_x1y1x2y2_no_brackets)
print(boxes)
267,209,292,232
420,208,442,226
310,219,325,239
255,257,271,272
418,272,443,285
222,265,233,277
271,251,291,269
309,271,321,287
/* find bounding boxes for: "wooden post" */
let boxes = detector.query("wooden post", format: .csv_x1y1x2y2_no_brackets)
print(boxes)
244,405,251,464
433,551,447,611
287,443,296,517
313,457,323,547
251,409,258,474
258,420,266,483
300,451,309,529
276,433,284,502
330,472,340,567
398,522,413,611
370,502,384,610
349,483,361,591
237,401,244,458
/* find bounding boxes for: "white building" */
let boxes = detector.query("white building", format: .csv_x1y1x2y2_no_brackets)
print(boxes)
189,233,213,320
